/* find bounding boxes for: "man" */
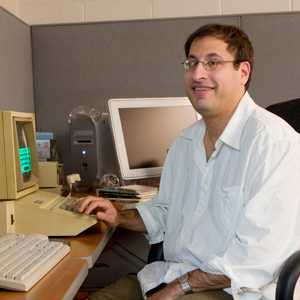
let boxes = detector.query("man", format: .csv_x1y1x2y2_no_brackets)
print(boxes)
78,24,300,300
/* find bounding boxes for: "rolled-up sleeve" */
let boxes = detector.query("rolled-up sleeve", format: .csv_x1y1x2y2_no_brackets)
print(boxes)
207,138,300,299
136,143,177,244
136,198,167,244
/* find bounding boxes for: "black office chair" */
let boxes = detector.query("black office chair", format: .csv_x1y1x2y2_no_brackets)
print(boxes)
266,98,300,133
276,250,300,300
148,243,300,300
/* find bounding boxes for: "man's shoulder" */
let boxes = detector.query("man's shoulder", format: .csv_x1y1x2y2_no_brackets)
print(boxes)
245,104,299,143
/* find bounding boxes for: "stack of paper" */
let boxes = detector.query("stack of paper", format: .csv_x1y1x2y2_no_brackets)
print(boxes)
121,185,158,201
96,184,158,208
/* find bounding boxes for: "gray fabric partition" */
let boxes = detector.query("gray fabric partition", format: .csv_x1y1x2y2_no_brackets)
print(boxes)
31,16,239,174
242,14,300,107
0,8,34,112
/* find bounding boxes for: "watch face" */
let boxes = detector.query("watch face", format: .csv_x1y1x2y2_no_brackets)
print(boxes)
179,273,192,294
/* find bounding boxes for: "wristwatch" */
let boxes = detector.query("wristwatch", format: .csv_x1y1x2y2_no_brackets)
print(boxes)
178,272,193,294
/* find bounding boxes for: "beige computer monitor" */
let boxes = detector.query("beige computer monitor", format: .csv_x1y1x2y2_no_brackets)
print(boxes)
108,97,200,180
0,111,39,200
0,111,97,236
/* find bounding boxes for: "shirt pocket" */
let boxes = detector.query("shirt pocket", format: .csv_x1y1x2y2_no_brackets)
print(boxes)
213,186,243,246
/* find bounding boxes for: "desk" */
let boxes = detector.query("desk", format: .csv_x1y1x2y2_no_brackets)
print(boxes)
65,222,115,268
0,223,114,300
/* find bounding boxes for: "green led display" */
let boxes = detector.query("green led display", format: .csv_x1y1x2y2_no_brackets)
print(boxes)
19,147,32,174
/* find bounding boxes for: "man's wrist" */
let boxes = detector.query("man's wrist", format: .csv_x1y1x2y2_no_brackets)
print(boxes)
178,272,193,294
159,280,185,299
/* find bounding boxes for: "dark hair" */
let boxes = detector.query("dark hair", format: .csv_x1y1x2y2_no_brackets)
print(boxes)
184,24,254,90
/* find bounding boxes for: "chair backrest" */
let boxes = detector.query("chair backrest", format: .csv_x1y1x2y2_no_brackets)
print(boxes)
266,98,300,133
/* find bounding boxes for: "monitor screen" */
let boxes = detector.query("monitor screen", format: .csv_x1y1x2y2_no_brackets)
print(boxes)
16,122,33,177
15,119,38,191
108,97,199,180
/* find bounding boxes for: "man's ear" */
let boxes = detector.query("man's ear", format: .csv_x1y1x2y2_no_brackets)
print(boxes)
239,61,251,86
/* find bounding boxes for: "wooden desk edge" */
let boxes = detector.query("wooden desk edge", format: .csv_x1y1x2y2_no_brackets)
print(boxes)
65,223,115,268
63,258,89,300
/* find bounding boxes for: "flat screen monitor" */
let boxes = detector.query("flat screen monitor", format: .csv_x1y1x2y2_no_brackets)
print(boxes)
108,97,199,180
0,111,39,200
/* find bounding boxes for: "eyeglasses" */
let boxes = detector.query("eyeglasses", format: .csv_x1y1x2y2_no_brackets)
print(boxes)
182,57,236,72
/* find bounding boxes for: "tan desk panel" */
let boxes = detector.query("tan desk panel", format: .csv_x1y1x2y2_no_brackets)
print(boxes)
64,222,115,268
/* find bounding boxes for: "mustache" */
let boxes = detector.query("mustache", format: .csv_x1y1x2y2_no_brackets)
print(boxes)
192,83,216,89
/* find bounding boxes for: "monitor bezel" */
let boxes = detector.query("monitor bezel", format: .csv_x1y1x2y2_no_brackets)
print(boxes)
108,97,199,180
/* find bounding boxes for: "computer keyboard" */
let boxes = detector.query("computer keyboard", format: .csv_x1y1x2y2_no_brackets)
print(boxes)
59,196,81,212
0,233,70,291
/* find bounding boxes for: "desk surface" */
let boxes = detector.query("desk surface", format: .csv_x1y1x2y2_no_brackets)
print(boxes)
0,222,114,300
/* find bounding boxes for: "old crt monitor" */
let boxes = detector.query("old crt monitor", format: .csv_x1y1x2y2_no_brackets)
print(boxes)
108,97,199,180
0,111,39,200
0,111,97,236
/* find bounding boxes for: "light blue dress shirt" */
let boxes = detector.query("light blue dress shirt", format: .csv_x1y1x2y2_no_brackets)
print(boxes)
137,92,300,300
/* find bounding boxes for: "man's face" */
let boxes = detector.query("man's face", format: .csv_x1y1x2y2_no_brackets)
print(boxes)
184,36,250,119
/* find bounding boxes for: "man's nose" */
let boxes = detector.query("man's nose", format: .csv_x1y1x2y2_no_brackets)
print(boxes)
192,62,208,80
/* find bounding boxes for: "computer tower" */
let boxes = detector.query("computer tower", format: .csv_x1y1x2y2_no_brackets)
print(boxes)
69,112,103,186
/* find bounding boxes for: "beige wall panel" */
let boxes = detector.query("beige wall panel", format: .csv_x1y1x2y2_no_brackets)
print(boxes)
222,0,291,14
0,0,18,15
153,0,221,18
19,0,84,25
85,0,152,22
292,0,300,10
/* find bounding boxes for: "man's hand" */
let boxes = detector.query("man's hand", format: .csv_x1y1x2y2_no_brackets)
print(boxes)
188,269,230,292
147,280,184,300
77,196,147,232
78,196,120,226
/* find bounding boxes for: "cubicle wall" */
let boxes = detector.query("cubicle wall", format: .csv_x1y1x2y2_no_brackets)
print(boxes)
31,13,300,175
242,14,300,104
0,8,34,112
31,16,239,174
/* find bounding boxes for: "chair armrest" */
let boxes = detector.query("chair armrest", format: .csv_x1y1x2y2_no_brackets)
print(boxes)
276,250,300,300
147,242,164,263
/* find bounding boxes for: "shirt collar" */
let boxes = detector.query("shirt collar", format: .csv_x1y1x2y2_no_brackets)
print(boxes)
219,91,256,150
180,92,256,151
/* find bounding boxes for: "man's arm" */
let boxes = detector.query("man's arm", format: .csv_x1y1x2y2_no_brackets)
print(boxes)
148,269,230,300
188,269,230,292
78,196,147,232
118,208,147,232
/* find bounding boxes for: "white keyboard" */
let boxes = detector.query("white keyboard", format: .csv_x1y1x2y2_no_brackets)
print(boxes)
0,233,70,291
59,196,81,212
